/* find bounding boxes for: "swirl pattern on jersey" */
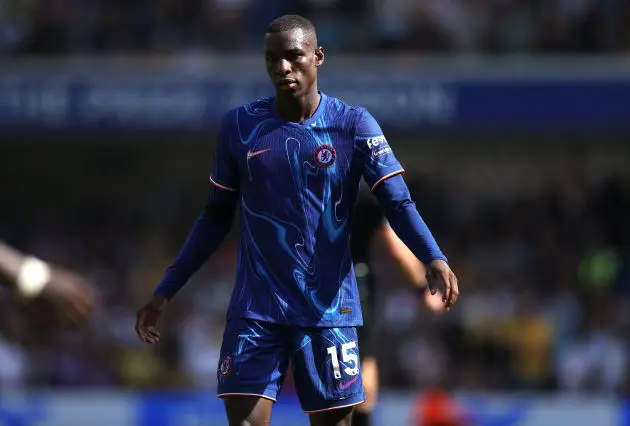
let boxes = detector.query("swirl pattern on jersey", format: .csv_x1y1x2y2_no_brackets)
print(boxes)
211,93,403,327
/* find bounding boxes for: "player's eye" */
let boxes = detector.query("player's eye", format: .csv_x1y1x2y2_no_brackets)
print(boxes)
287,51,303,61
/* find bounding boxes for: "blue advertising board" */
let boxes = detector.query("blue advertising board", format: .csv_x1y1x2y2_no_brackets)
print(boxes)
0,391,624,426
1,56,629,133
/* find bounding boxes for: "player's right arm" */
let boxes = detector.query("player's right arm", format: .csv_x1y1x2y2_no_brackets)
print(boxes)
136,114,239,344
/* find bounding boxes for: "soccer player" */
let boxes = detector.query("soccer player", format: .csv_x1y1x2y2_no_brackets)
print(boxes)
351,197,446,426
0,241,94,326
135,14,459,426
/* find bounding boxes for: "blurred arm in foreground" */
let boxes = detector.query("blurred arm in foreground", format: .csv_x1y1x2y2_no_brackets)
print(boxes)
355,222,449,419
0,241,94,326
374,227,470,425
374,223,447,314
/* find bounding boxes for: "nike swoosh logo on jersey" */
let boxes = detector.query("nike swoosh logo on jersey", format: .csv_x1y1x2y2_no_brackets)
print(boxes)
338,377,358,390
246,148,271,159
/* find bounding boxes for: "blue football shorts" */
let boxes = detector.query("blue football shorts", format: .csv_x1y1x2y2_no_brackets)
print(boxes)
216,318,366,413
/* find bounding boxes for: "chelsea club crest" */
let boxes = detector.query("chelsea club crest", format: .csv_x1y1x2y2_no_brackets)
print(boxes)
219,355,233,380
313,144,336,168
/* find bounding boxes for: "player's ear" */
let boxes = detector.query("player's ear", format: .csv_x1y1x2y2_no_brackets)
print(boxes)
315,47,324,67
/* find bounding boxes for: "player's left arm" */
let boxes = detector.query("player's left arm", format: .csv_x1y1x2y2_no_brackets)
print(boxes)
354,108,459,310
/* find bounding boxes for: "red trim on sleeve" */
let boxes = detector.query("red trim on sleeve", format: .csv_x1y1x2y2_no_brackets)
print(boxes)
370,169,406,192
209,176,237,192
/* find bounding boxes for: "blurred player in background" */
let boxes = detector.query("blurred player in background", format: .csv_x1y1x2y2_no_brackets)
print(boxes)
414,388,468,426
351,197,446,426
0,241,94,326
136,14,459,426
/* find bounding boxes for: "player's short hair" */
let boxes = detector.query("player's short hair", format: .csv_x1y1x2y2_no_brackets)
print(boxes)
266,15,317,45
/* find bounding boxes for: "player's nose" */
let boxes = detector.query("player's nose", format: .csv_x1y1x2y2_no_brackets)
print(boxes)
276,59,291,75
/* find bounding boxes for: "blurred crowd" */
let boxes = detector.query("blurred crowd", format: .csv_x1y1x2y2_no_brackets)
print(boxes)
377,170,630,396
0,143,628,396
1,0,630,54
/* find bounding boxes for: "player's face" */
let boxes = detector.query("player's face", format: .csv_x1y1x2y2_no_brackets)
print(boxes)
264,29,324,96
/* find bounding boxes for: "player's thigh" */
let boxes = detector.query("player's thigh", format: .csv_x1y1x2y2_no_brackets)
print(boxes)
224,396,274,426
292,326,365,414
309,406,354,426
217,318,291,403
351,410,372,426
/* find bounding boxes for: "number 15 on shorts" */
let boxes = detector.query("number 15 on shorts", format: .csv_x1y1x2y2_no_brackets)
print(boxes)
326,341,359,379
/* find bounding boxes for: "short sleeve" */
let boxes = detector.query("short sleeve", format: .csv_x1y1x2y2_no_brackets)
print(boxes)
354,108,405,191
209,114,239,192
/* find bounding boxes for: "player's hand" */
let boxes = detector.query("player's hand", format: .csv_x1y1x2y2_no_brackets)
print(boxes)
36,266,95,327
135,294,167,344
421,287,447,315
426,259,459,311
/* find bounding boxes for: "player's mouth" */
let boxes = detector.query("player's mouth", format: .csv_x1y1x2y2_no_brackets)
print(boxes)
277,78,298,89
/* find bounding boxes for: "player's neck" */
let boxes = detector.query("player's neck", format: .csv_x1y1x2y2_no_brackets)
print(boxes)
274,88,321,124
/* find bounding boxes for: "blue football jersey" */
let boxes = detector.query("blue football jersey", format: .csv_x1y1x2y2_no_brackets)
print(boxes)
210,92,404,327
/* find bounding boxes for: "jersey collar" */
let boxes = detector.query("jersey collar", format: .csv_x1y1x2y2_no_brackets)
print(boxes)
271,92,328,128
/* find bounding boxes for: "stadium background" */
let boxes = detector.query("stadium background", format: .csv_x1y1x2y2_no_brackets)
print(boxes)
0,0,629,425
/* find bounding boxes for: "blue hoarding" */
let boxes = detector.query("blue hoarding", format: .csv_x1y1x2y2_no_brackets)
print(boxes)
1,56,629,133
